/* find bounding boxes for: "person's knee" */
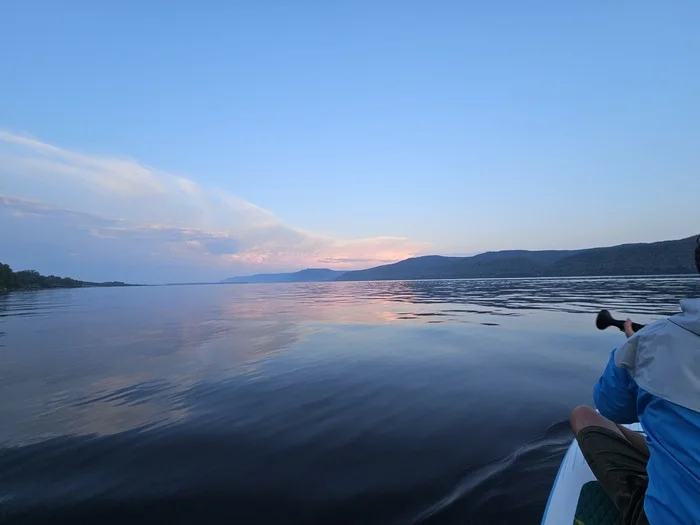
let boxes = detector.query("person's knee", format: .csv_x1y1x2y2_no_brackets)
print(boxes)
569,405,597,435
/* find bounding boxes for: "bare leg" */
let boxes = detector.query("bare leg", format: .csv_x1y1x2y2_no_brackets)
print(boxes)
570,405,625,437
570,405,649,456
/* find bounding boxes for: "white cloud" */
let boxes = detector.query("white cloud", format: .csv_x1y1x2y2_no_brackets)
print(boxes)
1,195,123,225
0,130,429,281
0,131,167,197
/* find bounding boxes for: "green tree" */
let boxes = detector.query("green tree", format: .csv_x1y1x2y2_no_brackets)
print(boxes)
0,263,17,289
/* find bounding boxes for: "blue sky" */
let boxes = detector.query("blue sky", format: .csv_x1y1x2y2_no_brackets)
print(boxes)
1,2,699,283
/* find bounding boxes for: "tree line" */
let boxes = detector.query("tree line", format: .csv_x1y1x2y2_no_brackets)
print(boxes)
0,262,127,291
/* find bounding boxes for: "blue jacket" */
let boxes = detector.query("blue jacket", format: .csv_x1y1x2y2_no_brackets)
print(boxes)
594,298,700,525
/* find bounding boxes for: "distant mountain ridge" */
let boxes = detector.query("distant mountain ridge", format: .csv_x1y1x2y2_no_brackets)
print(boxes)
221,236,698,284
337,236,698,281
222,268,345,284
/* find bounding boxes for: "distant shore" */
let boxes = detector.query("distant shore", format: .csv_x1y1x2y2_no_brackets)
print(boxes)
0,262,130,292
0,282,132,292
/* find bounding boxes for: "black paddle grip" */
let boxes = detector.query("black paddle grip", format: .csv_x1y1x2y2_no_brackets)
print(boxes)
596,309,645,333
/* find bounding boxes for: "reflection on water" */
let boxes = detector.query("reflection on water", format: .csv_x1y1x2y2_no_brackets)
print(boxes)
0,277,697,524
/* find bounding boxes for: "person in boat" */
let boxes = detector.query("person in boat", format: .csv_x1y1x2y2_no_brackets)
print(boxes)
570,236,700,525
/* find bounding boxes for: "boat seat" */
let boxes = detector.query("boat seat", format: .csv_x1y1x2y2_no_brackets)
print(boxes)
574,481,622,525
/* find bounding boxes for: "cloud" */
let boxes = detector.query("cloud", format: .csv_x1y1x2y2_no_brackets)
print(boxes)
0,131,167,198
89,224,241,256
0,131,429,281
1,195,123,226
319,257,390,264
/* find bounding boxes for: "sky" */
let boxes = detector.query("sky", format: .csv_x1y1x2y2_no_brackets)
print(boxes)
1,2,699,284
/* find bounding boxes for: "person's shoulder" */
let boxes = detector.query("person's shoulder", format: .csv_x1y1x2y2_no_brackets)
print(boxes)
613,318,670,369
637,317,672,339
668,298,700,333
615,299,700,369
627,301,700,413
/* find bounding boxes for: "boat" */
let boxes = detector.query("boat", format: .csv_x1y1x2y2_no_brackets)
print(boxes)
541,422,643,525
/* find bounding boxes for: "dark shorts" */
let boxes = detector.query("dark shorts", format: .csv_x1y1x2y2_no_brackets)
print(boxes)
577,426,650,525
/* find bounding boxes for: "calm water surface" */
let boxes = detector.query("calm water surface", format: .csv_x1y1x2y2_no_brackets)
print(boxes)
1,278,698,524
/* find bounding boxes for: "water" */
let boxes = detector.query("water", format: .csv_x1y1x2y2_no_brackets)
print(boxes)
0,277,697,524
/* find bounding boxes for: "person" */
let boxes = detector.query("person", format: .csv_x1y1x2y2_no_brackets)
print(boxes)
569,236,700,525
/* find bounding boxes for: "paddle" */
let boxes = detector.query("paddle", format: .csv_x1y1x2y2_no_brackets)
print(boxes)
595,309,645,333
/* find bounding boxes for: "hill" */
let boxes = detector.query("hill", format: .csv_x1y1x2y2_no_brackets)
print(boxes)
546,237,697,276
222,268,345,284
0,263,129,291
335,250,576,281
336,236,698,281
